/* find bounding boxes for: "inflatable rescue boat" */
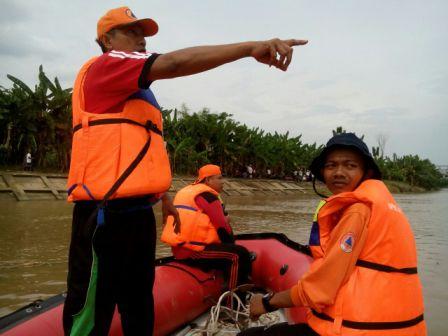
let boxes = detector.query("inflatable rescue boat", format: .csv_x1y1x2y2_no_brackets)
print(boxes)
0,233,312,335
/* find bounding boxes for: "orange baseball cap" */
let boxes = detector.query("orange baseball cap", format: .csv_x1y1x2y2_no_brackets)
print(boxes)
194,164,222,184
97,6,158,39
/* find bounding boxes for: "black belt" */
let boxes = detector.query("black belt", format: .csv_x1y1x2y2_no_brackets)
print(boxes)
75,196,153,207
356,259,418,274
73,118,162,136
312,310,424,330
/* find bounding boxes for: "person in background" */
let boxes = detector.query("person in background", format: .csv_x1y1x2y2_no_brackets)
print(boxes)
241,133,426,336
23,152,32,171
247,165,254,179
162,164,251,291
293,169,298,182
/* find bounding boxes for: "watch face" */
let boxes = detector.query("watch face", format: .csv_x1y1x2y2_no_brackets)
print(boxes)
263,292,274,300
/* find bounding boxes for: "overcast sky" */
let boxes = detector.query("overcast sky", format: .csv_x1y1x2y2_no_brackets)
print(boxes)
1,0,447,164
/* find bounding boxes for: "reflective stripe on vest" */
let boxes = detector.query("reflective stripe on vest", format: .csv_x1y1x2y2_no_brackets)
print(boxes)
309,199,326,246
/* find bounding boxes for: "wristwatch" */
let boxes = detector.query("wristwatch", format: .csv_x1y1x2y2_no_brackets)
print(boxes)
261,292,277,312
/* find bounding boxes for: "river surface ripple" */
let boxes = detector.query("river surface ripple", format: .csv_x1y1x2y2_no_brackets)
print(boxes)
0,189,447,334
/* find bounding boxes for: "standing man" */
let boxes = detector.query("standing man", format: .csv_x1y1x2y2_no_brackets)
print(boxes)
247,164,254,179
23,152,32,171
161,164,252,291
63,6,307,336
242,133,426,336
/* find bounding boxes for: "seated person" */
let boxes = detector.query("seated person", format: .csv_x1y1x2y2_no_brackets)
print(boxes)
240,133,426,336
162,164,251,290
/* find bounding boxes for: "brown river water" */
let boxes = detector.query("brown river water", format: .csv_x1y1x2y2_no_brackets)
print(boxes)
1,189,447,335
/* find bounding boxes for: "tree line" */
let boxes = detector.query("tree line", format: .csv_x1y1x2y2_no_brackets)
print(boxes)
1,67,446,190
163,106,322,178
0,66,72,171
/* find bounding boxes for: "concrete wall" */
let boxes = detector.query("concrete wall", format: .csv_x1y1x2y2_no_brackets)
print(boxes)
0,171,312,201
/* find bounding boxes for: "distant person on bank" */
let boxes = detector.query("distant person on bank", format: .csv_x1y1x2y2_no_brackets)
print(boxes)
162,164,251,290
241,133,426,336
23,152,32,171
63,5,307,336
247,165,254,179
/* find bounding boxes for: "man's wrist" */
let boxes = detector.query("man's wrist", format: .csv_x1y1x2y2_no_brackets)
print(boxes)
261,292,277,313
246,41,260,57
234,41,257,59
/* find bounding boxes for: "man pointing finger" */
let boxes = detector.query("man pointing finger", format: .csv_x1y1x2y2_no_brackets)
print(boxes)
63,6,307,336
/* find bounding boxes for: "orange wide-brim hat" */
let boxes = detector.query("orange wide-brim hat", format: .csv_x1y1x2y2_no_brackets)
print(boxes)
193,164,222,184
97,6,158,39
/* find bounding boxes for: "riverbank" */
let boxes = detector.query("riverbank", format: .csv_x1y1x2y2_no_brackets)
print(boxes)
383,180,426,193
0,170,317,200
0,170,428,201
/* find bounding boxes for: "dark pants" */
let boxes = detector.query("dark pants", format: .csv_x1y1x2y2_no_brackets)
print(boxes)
238,322,318,336
181,243,252,290
63,198,156,336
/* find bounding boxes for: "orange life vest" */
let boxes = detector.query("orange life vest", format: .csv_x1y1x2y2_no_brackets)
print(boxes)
307,179,426,336
67,57,172,201
161,183,221,251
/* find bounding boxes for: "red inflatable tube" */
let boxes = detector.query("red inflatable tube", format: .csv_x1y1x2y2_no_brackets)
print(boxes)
0,233,312,335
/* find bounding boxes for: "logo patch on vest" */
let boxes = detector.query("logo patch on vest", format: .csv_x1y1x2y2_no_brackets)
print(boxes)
340,232,354,253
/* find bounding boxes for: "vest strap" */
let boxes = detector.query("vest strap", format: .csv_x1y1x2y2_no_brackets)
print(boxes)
84,132,153,227
356,259,418,274
77,116,91,185
176,241,207,247
312,310,424,330
188,241,208,246
175,205,198,212
101,134,152,203
73,118,162,136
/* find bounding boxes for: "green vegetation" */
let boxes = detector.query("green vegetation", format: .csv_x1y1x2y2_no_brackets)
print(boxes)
163,106,322,176
0,66,72,171
374,153,448,190
1,68,446,190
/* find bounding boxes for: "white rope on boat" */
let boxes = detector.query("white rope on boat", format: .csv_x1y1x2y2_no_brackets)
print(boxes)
184,290,281,336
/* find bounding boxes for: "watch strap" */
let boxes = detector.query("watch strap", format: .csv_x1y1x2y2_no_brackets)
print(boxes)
262,292,277,313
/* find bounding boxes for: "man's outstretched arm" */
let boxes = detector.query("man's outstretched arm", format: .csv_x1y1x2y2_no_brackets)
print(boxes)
149,38,308,81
